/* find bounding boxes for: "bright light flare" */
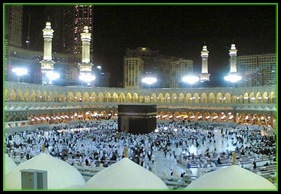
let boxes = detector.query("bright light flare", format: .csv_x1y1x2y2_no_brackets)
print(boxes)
12,67,28,76
79,73,96,83
182,75,199,85
46,71,60,81
224,73,242,83
142,77,157,85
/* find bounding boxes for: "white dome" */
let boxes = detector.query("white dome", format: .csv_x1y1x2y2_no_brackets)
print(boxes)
186,165,276,190
5,153,86,190
5,154,17,175
84,158,168,190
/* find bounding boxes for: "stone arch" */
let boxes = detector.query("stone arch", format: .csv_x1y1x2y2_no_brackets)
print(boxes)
219,112,226,121
105,92,111,103
43,91,48,101
126,93,132,103
224,92,231,103
209,92,215,103
211,112,218,121
48,91,54,102
90,92,97,102
269,91,275,103
194,93,200,103
203,112,211,121
67,91,75,102
178,93,185,103
151,93,157,103
112,92,118,103
165,93,170,103
231,94,238,103
4,89,8,101
188,112,195,121
201,93,208,103
171,93,177,103
180,112,188,119
195,112,202,121
249,92,255,104
75,92,82,102
98,92,104,102
174,112,181,119
158,93,164,103
54,92,59,102
119,92,125,103
59,93,66,102
243,92,249,103
216,92,223,103
24,90,30,102
83,92,90,102
18,89,23,101
133,93,138,103
256,92,262,103
186,93,192,103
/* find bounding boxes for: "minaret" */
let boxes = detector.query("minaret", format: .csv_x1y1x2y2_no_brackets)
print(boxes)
40,22,55,85
229,44,238,73
78,26,93,74
224,43,241,83
199,45,210,82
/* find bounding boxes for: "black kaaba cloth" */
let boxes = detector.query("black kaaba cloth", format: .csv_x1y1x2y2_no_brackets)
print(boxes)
118,105,157,134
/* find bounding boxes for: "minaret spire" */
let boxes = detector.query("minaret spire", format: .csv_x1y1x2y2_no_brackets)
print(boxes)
224,43,242,83
78,26,95,85
199,44,210,82
229,44,238,73
40,22,55,85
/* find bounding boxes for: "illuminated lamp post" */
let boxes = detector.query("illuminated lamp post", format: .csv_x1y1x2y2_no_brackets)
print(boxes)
141,76,157,89
79,73,96,86
46,71,60,84
182,74,199,88
12,67,28,82
224,72,242,83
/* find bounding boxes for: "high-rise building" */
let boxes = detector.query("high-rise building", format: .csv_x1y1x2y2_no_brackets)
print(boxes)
170,58,193,88
45,5,93,55
5,5,23,48
237,54,276,87
123,47,193,88
123,57,144,88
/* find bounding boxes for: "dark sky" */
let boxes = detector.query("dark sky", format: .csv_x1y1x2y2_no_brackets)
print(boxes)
22,4,276,87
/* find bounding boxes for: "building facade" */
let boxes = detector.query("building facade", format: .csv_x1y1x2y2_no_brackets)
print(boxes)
4,81,276,130
5,5,23,48
123,57,144,88
237,54,276,87
123,47,194,88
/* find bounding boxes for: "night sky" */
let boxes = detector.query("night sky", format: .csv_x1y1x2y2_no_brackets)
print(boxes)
21,4,276,87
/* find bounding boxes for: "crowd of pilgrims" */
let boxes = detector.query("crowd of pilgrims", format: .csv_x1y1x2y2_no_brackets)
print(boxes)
5,120,276,171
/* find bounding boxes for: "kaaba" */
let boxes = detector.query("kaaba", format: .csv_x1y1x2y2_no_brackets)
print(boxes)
118,105,157,134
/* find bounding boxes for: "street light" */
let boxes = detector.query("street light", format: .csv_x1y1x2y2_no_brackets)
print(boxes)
142,76,157,89
46,71,60,84
79,73,96,86
182,74,199,88
224,72,242,83
12,67,28,82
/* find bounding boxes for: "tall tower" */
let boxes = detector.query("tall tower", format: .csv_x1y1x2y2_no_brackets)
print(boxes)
229,44,238,73
224,44,242,83
78,26,94,84
40,22,55,85
5,5,23,47
199,45,210,82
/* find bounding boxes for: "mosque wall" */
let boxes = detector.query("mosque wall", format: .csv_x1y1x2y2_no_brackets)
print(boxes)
4,81,276,129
